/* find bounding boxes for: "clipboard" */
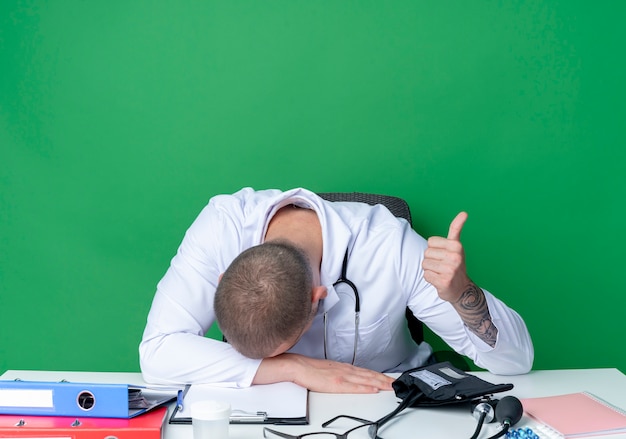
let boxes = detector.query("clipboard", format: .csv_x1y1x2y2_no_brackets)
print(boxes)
169,382,309,425
0,379,178,419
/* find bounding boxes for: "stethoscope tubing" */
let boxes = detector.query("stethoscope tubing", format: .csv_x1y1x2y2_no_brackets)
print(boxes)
324,249,360,365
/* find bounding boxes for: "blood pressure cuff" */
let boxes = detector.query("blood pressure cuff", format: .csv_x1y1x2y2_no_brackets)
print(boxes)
392,361,514,407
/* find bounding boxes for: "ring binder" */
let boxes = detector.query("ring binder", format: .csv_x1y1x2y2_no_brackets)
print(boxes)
0,406,168,439
0,379,178,419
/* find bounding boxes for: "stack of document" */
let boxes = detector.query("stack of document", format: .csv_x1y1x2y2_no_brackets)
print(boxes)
522,392,626,438
0,378,178,438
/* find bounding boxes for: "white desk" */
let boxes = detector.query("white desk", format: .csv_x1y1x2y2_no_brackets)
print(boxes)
2,368,625,438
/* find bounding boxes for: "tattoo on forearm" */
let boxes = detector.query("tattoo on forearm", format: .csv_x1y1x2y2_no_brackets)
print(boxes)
454,283,498,347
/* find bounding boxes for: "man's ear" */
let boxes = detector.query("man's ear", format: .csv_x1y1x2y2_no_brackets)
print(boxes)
218,273,223,283
311,285,327,303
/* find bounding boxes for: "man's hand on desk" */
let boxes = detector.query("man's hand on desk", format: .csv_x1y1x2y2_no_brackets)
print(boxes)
253,353,395,393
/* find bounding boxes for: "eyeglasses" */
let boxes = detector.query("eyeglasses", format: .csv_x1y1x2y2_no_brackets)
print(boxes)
264,387,422,439
263,415,379,439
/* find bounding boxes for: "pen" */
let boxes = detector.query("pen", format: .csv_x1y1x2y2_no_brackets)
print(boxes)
176,389,184,412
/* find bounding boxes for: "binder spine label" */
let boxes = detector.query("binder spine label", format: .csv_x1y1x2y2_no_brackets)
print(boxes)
0,389,54,408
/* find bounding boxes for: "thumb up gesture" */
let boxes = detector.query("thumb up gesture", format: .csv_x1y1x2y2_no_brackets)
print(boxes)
422,212,472,303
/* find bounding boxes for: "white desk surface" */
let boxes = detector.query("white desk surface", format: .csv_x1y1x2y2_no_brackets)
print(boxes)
2,368,625,438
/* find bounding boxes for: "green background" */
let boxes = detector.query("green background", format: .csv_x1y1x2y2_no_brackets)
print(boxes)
1,1,624,375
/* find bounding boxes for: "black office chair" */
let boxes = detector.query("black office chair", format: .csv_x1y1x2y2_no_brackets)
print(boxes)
317,191,470,370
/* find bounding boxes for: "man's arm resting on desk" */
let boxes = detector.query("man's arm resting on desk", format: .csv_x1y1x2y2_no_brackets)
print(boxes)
253,353,395,393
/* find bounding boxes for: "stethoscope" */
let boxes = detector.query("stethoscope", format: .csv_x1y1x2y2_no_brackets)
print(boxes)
323,250,360,365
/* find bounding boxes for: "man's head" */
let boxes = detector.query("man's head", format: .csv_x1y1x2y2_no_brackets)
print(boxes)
214,241,317,359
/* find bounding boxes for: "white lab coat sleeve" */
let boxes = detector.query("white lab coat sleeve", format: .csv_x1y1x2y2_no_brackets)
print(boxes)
464,291,535,375
399,222,534,375
139,200,262,387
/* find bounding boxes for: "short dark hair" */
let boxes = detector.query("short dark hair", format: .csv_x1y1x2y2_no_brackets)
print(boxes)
214,241,314,358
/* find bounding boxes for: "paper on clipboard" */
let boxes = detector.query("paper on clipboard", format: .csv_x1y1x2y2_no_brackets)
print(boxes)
169,382,308,425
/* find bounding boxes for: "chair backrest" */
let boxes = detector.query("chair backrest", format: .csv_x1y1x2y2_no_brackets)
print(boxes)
317,192,413,226
317,192,423,344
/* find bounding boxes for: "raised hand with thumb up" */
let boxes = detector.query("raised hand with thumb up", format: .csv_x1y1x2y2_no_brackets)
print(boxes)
422,212,497,347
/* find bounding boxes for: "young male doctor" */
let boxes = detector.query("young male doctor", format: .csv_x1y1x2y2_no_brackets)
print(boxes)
140,187,533,393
